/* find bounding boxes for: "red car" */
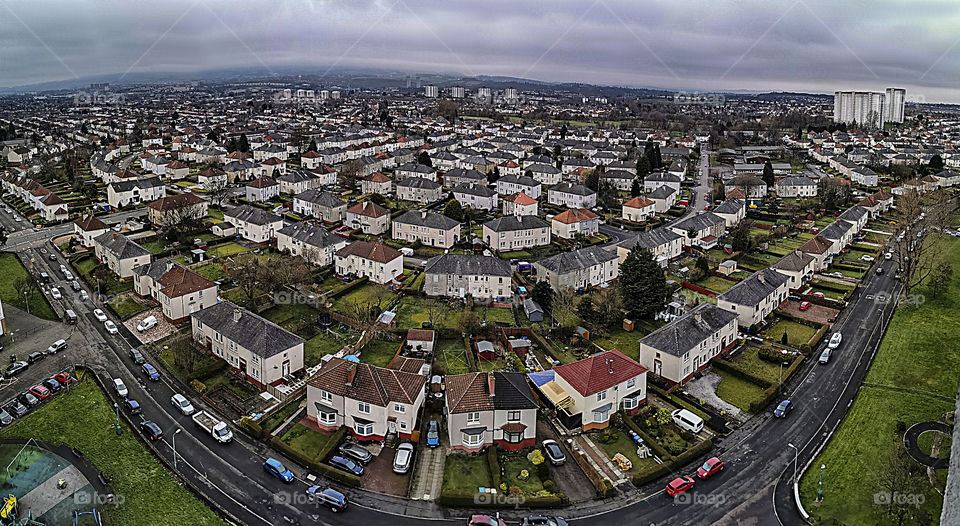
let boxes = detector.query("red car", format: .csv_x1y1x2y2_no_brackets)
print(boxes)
469,515,507,526
809,291,825,298
666,476,695,497
28,385,50,400
799,301,811,311
696,457,724,479
55,372,75,385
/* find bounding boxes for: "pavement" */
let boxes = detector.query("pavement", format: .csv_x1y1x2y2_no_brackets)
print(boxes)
683,372,744,421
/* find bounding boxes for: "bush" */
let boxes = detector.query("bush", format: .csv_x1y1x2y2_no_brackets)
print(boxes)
601,479,616,498
621,410,672,461
543,480,556,493
190,379,206,394
487,446,502,488
237,416,262,438
757,346,796,364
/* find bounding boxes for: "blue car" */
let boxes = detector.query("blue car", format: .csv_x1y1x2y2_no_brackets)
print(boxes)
328,455,363,476
426,420,440,448
773,400,793,418
264,457,294,483
123,398,142,415
306,486,348,512
141,363,160,381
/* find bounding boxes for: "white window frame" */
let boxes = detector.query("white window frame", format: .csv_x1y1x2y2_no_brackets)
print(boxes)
355,422,374,436
467,411,480,424
358,402,371,414
462,432,484,448
321,390,332,403
507,410,521,422
318,411,336,425
596,390,607,402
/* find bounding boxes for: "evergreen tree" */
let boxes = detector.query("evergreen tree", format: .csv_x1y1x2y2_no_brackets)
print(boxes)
307,139,317,153
619,246,668,319
585,169,600,191
576,297,599,328
762,160,775,188
488,166,500,184
417,151,433,167
630,178,641,197
531,280,553,312
636,155,651,177
238,134,250,153
443,199,464,221
929,154,944,172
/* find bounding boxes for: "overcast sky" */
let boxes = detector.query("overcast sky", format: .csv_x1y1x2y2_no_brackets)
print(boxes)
2,0,960,102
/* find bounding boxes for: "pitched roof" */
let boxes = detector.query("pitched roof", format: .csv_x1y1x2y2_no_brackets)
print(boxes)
552,208,598,224
554,349,647,397
224,204,283,225
295,189,346,208
550,182,595,196
483,215,548,233
623,196,654,209
247,175,277,188
74,214,108,232
423,254,511,277
717,268,790,307
192,301,303,358
146,192,205,211
156,263,217,298
308,357,426,406
445,372,538,413
538,245,617,274
798,234,833,255
394,210,460,230
94,232,151,260
506,192,537,206
346,201,389,218
335,240,402,263
639,304,738,357
770,250,816,273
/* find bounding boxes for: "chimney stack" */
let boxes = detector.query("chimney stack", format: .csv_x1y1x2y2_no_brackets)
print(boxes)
757,272,766,284
233,308,242,322
346,363,357,386
487,372,496,397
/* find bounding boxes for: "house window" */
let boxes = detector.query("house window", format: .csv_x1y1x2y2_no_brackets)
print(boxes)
355,422,374,436
321,390,332,403
507,410,521,422
596,390,607,402
504,430,523,443
626,378,636,389
463,432,484,448
394,403,405,413
318,411,336,425
358,402,371,414
593,408,610,423
623,397,639,410
467,412,480,424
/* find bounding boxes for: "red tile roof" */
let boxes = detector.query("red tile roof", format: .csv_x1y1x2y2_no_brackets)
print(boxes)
552,208,598,224
554,349,647,397
336,241,402,263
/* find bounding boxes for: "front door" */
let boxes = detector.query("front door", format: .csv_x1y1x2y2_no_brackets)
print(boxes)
654,359,662,376
388,420,397,435
239,359,247,375
281,360,290,377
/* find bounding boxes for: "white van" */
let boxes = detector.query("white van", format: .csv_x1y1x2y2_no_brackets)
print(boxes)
137,315,158,332
671,408,704,434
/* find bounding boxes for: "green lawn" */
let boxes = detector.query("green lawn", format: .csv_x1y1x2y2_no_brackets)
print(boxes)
261,398,304,435
695,275,737,293
330,283,394,315
1,378,223,525
799,235,960,525
394,296,462,329
108,293,153,320
479,306,514,325
0,253,58,320
360,339,400,368
279,423,335,463
193,262,227,282
588,428,662,476
435,339,471,375
500,452,552,495
762,319,817,347
207,242,249,258
303,330,354,366
727,345,793,383
714,371,767,412
594,329,643,360
478,359,506,373
441,454,493,495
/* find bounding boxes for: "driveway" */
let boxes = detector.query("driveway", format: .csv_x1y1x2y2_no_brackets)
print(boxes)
536,419,597,503
409,419,446,500
363,445,412,497
778,300,839,324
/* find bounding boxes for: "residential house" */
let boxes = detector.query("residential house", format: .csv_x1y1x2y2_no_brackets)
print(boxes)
93,232,152,279
613,227,684,267
502,192,538,217
277,222,349,266
164,161,190,180
192,301,304,389
551,208,600,239
496,174,541,199
857,190,894,218
716,268,790,328
245,176,279,202
602,169,636,191
392,211,461,249
422,254,512,301
547,183,597,209
798,234,835,271
770,250,818,290
712,198,746,229
335,241,403,284
360,172,393,195
73,214,110,248
445,372,538,452
638,304,738,386
395,163,437,182
107,177,165,208
526,163,562,185
775,176,817,198
306,356,427,440
647,185,678,213
198,167,228,191
621,196,655,222
443,168,486,188
133,259,218,322
293,189,347,223
452,184,498,211
396,177,443,204
549,350,647,431
278,169,323,195
668,212,726,249
537,245,619,290
223,204,284,243
146,193,208,227
482,216,551,251
643,172,682,194
345,201,391,234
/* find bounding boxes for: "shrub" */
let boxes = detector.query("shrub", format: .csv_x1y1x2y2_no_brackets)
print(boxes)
518,469,530,481
527,449,545,465
487,446,502,488
509,486,522,496
190,379,206,394
237,416,262,438
543,480,556,493
535,460,549,481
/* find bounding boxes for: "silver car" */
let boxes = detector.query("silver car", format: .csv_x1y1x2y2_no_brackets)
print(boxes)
392,442,414,474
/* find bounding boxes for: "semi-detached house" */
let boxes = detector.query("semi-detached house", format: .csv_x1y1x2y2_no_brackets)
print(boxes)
93,232,152,279
717,268,790,328
277,222,349,266
445,372,538,452
335,241,403,285
537,245,619,290
613,227,684,267
482,215,550,251
392,210,461,249
133,259,218,323
224,204,284,243
638,304,738,386
423,254,512,301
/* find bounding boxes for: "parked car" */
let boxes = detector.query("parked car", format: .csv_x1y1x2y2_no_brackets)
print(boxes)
54,372,74,385
263,457,294,483
0,408,13,426
64,271,74,281
93,309,108,322
46,339,67,355
828,332,843,349
113,378,128,397
50,287,61,300
696,457,724,479
29,384,51,400
541,439,566,466
665,476,695,497
469,515,508,526
5,401,28,418
885,251,893,260
79,290,89,301
773,400,793,418
392,443,414,474
104,320,119,334
809,291,825,298
306,486,348,512
5,361,28,376
426,420,440,448
876,267,884,275
521,517,568,526
338,442,373,464
140,420,163,441
329,454,364,476
27,352,45,364
70,280,81,291
137,316,158,332
799,301,811,311
819,349,831,364
171,393,195,416
129,348,146,364
141,363,160,381
123,398,142,415
861,255,875,262
19,392,40,407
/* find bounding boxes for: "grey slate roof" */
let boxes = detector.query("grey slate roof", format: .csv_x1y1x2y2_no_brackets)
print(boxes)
770,250,815,273
671,212,725,233
497,174,539,187
639,304,738,357
776,176,815,187
277,222,347,249
278,169,319,184
424,254,511,277
617,227,682,252
717,268,789,307
483,215,548,233
537,245,616,274
108,176,163,193
191,300,304,358
647,186,677,200
394,210,460,230
397,177,441,190
452,183,497,198
820,220,854,241
295,189,346,208
549,182,595,197
713,198,745,215
94,232,151,260
645,172,682,183
224,204,283,226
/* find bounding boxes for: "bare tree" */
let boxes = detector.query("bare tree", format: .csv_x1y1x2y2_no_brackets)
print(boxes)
226,253,269,308
271,255,312,293
13,277,36,313
338,159,365,188
552,287,579,326
873,438,927,526
424,299,451,329
891,189,953,297
207,178,231,209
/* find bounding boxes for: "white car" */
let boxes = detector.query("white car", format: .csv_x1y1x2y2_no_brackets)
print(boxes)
171,393,195,416
93,309,108,322
861,255,875,262
828,332,843,349
104,320,118,334
884,251,893,260
79,290,89,301
50,287,62,300
113,378,128,397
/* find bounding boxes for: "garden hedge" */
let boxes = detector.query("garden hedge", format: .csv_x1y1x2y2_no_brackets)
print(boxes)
436,494,567,508
748,355,806,413
710,359,773,389
268,429,362,488
631,438,714,487
620,410,673,461
487,446,502,488
326,276,370,300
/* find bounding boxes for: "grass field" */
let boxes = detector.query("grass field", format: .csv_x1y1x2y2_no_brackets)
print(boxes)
435,339,471,375
303,330,354,366
594,329,643,360
440,454,493,495
714,371,767,412
799,234,960,525
762,319,817,346
696,275,736,293
0,253,58,320
108,293,153,320
394,296,462,329
479,306,514,325
0,378,223,525
360,339,400,368
206,241,249,258
279,423,335,463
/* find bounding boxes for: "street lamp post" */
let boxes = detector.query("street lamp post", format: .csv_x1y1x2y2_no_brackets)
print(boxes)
779,361,788,391
173,429,182,471
113,402,121,435
787,443,798,484
818,464,825,501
